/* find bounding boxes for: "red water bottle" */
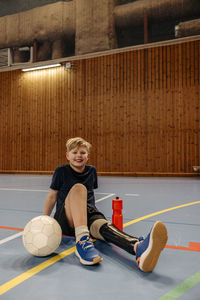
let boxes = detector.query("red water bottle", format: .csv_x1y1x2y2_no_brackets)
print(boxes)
112,197,123,231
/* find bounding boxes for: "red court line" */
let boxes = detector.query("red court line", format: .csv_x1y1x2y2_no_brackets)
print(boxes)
165,242,200,252
0,226,23,231
1,225,200,252
0,226,74,238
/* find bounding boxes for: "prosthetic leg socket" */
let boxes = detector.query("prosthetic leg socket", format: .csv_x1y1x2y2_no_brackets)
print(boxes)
99,222,138,255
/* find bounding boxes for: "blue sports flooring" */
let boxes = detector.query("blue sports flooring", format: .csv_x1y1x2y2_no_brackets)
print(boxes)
0,174,200,300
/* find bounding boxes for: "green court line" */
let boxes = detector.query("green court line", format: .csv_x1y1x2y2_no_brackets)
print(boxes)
158,269,200,300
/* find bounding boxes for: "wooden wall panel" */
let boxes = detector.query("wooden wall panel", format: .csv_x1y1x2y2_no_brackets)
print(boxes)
0,39,199,175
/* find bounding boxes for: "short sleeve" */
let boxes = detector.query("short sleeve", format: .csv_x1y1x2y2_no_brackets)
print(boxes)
50,167,63,191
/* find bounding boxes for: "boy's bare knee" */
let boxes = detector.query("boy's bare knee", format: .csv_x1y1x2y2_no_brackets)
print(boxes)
71,183,87,194
66,184,87,203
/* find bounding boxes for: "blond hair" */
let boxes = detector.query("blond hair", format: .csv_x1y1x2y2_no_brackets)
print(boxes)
66,137,92,153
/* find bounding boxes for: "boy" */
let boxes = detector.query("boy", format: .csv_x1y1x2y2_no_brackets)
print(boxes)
44,137,168,271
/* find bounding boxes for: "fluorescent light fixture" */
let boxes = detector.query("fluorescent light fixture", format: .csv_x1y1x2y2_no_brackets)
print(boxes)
22,63,61,72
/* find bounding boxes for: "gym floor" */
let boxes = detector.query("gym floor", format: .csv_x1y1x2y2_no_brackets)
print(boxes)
0,174,200,300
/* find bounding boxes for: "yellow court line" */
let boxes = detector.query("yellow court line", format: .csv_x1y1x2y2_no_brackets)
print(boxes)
123,200,200,228
0,200,200,295
0,246,76,296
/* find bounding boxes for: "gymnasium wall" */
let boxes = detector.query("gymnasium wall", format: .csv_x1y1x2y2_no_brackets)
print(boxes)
0,39,199,175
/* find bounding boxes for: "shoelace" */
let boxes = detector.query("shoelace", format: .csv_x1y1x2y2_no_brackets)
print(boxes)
79,237,94,250
139,236,144,242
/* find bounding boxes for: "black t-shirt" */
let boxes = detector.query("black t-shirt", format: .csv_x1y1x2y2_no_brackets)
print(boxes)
50,164,98,211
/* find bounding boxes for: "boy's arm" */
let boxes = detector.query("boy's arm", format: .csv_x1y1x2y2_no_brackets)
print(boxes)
43,189,58,216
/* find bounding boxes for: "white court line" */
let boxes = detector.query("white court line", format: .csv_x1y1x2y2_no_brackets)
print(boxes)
0,232,23,245
95,192,112,195
125,194,140,197
95,193,115,203
0,189,115,197
0,188,49,192
0,192,114,246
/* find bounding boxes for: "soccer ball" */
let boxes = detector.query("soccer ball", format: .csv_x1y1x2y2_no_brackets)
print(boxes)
23,215,62,257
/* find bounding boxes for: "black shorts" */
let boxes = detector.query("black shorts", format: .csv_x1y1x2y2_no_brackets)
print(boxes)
54,204,106,236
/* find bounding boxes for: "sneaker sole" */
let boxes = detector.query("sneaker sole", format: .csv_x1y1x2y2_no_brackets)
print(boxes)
139,221,168,272
75,250,103,265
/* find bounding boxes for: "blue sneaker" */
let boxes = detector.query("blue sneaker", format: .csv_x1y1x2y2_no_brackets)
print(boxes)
75,235,102,265
136,221,168,272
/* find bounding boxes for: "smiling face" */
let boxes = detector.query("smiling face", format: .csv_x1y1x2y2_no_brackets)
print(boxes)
66,145,89,173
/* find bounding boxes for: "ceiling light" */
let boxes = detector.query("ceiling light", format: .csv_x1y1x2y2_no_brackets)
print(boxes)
22,63,61,72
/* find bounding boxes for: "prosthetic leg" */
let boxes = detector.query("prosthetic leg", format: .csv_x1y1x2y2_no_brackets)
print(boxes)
90,219,139,255
90,218,168,272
